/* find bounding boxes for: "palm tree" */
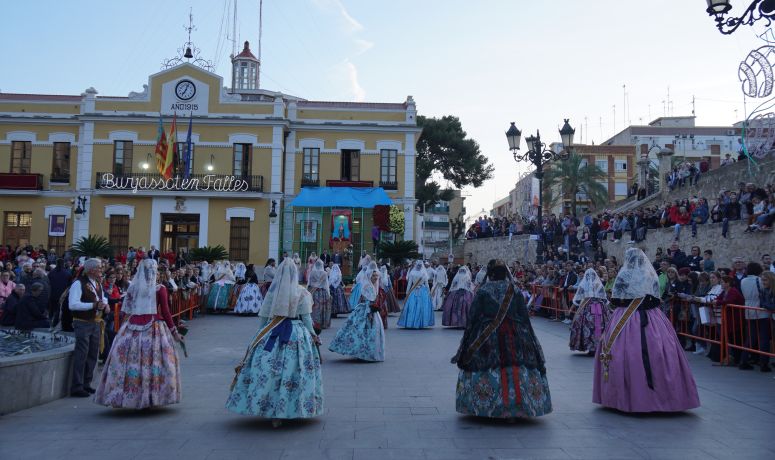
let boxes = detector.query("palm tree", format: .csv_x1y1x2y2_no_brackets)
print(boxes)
71,235,113,259
189,245,229,263
377,240,420,267
542,153,609,216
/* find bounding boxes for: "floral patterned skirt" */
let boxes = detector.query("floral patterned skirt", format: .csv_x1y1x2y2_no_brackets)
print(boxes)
384,287,401,313
206,283,233,310
226,319,324,418
330,285,350,315
94,320,181,409
456,366,552,418
329,302,385,362
441,289,473,328
310,287,332,330
569,299,611,353
234,284,263,315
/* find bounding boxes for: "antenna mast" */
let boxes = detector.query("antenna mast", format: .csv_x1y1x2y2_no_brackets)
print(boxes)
232,0,238,57
259,0,263,63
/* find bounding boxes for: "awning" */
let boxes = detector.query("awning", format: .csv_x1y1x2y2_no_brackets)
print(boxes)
290,187,393,208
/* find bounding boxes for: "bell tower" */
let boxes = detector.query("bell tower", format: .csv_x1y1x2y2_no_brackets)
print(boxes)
231,41,260,92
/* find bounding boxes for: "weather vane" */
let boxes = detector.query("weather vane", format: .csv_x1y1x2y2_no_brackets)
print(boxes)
161,8,214,72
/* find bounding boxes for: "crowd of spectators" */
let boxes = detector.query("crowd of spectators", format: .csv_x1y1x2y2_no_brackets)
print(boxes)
457,243,775,373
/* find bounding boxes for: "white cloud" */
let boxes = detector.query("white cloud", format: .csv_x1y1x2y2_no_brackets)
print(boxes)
312,0,363,33
353,38,374,55
345,60,366,102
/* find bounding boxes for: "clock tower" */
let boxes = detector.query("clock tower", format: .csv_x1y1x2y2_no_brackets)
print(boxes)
231,41,260,92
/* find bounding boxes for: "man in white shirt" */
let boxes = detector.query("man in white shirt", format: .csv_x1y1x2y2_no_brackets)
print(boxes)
68,258,109,397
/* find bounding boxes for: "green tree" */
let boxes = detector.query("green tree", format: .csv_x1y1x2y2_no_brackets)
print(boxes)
189,245,229,263
542,154,609,216
377,240,420,267
416,115,493,210
71,235,113,259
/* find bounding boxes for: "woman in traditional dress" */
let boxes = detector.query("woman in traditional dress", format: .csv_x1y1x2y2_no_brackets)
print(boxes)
308,259,332,333
442,265,474,328
305,252,318,284
233,273,263,315
199,261,211,298
206,262,236,311
348,263,369,310
95,259,182,409
226,258,323,427
432,264,448,311
329,263,350,317
593,248,700,413
381,265,400,315
260,259,276,298
228,262,248,310
397,260,434,329
473,265,487,292
569,268,612,355
451,262,552,419
329,262,385,362
293,253,303,283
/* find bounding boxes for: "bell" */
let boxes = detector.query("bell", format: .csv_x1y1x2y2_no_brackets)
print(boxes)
184,47,194,59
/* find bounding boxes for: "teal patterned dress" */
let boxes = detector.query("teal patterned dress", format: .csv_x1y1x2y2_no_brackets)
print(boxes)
451,280,552,418
226,313,324,419
328,294,385,362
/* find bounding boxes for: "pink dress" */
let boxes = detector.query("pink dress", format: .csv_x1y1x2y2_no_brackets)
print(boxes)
95,286,182,409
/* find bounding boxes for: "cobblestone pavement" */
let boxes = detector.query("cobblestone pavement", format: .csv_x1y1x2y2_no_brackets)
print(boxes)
1,310,774,460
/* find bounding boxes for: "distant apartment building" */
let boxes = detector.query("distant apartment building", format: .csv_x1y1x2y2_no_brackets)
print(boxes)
604,116,741,168
420,189,464,259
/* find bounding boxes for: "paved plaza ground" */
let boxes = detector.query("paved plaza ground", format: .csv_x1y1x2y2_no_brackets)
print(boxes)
1,310,774,460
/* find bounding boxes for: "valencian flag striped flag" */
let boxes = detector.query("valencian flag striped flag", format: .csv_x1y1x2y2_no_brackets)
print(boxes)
183,112,193,179
165,113,178,180
154,115,171,179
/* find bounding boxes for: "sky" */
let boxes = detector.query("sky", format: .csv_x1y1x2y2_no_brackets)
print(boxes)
0,0,767,218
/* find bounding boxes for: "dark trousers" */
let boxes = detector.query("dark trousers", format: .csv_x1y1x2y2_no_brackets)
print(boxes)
740,318,772,366
71,320,100,392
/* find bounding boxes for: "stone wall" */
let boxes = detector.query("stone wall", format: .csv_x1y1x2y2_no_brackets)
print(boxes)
463,235,537,266
621,157,775,211
601,220,775,267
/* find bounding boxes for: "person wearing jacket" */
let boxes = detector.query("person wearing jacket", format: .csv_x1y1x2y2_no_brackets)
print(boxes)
0,284,25,327
15,283,49,331
690,198,709,237
739,263,770,372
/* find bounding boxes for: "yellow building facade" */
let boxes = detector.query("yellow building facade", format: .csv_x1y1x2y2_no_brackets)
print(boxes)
0,45,420,268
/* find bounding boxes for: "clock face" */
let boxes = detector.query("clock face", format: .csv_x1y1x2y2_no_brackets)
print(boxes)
175,80,196,101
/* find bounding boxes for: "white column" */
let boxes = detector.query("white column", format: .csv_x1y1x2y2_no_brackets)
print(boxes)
73,116,95,243
284,130,296,196
269,125,284,259
403,132,416,242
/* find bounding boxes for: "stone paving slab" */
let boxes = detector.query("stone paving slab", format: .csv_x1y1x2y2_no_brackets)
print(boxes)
1,310,774,460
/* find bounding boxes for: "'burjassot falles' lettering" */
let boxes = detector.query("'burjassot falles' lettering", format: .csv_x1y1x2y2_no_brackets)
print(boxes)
100,173,250,194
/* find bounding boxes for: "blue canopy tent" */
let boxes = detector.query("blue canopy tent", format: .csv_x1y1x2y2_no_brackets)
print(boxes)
284,187,393,279
290,187,392,207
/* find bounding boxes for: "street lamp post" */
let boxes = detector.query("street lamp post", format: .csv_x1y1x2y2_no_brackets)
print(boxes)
505,119,575,263
705,0,775,34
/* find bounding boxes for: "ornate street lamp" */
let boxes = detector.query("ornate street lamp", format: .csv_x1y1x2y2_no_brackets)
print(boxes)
705,0,775,34
505,119,575,263
269,200,278,224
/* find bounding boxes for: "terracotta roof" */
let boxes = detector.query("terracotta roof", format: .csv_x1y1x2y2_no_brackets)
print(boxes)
298,101,405,110
0,93,81,102
235,41,257,60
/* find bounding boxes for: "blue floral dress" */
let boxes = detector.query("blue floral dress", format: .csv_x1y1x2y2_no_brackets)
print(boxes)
329,294,385,362
226,312,324,419
452,280,552,418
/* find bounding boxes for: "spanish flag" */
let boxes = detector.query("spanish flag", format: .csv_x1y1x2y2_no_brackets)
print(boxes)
165,113,177,180
154,115,170,179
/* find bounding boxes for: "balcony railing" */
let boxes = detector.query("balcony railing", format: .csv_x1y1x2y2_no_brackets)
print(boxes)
95,172,264,192
0,173,43,190
326,179,374,188
49,174,71,184
301,177,320,187
379,180,398,190
424,221,450,229
428,205,450,213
